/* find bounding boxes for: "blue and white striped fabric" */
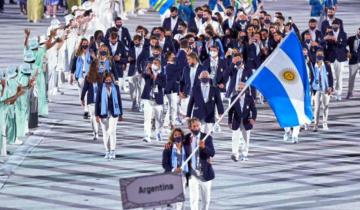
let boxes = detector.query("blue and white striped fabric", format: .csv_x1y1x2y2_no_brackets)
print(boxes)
246,31,313,128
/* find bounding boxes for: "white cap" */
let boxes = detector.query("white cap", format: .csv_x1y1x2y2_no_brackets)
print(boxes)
28,37,39,50
39,35,47,45
6,65,17,78
82,1,92,11
65,14,74,25
24,50,35,63
71,5,78,12
50,18,61,29
19,63,32,75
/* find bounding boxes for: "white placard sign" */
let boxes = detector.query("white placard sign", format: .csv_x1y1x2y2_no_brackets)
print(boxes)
120,173,185,209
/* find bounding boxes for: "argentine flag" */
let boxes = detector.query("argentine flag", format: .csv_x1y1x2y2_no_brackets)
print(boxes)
246,31,313,128
150,0,175,15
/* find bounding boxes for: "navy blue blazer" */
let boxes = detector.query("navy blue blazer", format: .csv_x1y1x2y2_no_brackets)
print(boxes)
141,70,166,105
183,132,215,181
203,57,229,92
301,29,323,44
105,26,132,49
105,41,128,79
320,18,344,36
162,17,183,35
81,78,102,105
186,84,224,123
180,64,207,96
176,49,189,73
188,17,200,34
225,64,254,98
128,44,149,76
164,63,182,94
324,31,348,62
228,94,257,131
95,83,123,118
245,43,262,70
161,37,176,54
347,35,360,65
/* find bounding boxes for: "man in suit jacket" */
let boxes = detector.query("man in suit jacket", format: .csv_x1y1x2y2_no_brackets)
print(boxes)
186,71,224,133
183,118,215,210
222,6,236,36
105,32,128,88
105,17,132,50
323,20,347,100
302,32,322,64
225,53,254,99
179,53,206,118
203,45,228,94
152,27,176,54
346,28,360,99
320,7,344,36
127,35,148,111
164,52,182,129
141,59,166,142
188,7,203,35
228,82,257,161
301,18,323,44
162,7,183,35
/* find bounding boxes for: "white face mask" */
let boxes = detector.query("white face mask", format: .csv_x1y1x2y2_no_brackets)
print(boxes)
151,64,160,72
210,51,218,58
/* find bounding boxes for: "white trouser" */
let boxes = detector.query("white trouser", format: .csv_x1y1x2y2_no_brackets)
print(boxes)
348,63,360,95
313,91,331,126
331,60,346,97
117,77,125,91
284,126,300,138
128,74,142,104
189,176,212,210
165,93,178,127
143,100,163,138
232,124,251,157
201,122,213,134
1,125,7,157
48,68,59,96
88,104,99,135
179,96,190,118
100,116,118,152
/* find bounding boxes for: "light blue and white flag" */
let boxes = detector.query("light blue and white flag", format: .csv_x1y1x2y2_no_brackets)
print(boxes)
246,31,313,128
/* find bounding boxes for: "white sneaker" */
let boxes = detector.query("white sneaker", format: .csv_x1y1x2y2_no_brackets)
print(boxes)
109,150,116,159
137,9,145,15
323,124,329,131
44,14,50,19
104,151,110,159
12,139,23,145
283,132,291,142
241,155,248,161
292,136,299,144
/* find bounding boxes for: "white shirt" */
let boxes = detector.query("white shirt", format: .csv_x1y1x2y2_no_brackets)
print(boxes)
170,17,178,31
201,82,210,103
190,63,199,90
195,17,202,30
240,94,245,109
354,37,360,53
81,54,86,72
198,20,223,36
135,45,143,59
110,42,118,56
309,29,317,41
235,65,244,94
117,27,122,40
227,16,235,28
210,57,218,80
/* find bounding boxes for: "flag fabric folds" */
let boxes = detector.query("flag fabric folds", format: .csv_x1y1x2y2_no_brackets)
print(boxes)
150,0,175,15
246,31,313,128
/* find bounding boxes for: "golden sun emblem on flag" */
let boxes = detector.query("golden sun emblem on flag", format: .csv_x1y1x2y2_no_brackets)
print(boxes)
280,68,297,83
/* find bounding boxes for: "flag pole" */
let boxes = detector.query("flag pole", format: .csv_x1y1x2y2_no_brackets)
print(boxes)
180,32,295,170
